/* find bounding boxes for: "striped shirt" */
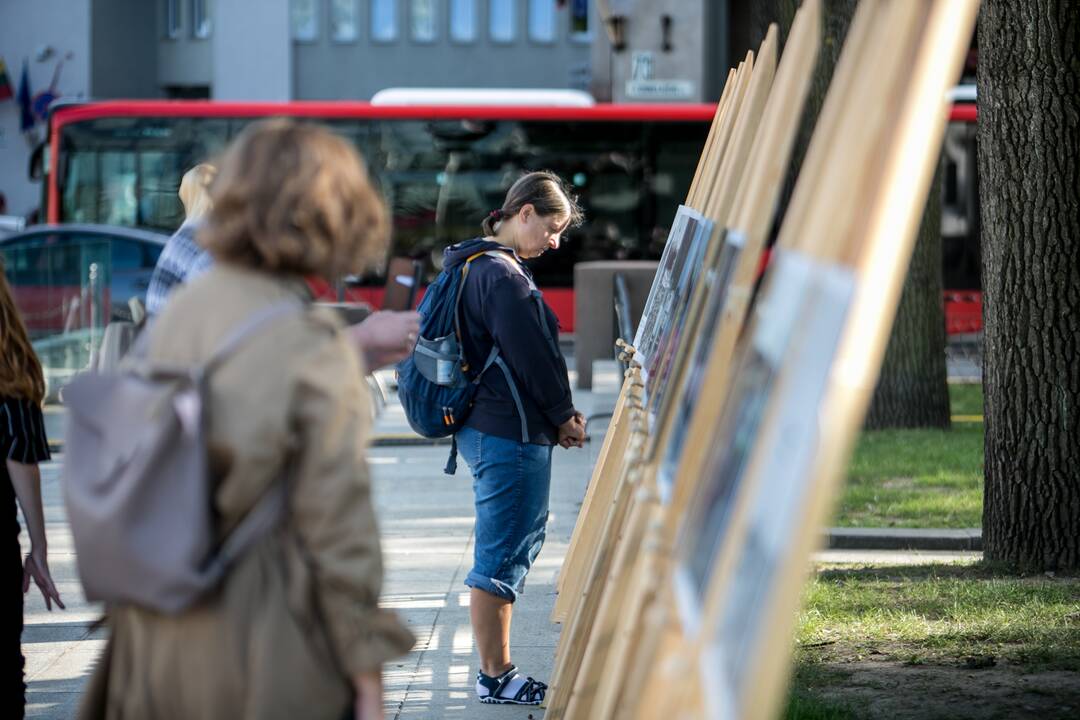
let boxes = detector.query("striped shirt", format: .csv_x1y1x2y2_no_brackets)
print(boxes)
0,396,50,466
145,220,214,316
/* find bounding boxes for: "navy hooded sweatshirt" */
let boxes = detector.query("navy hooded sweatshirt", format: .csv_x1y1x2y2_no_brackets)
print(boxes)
446,239,576,446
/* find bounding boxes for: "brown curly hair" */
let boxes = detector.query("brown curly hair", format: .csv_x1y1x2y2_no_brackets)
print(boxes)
0,261,46,404
200,119,389,279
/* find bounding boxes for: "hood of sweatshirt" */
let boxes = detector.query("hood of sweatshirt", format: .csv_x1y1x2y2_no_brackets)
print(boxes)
442,238,520,269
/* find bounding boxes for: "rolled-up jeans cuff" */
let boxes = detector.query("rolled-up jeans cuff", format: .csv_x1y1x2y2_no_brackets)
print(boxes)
465,570,520,603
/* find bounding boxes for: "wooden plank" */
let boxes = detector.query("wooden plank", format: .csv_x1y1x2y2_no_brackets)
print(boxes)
645,24,779,458
552,25,784,720
686,68,737,208
547,433,648,717
703,26,779,224
695,53,754,217
736,2,980,714
552,369,643,621
675,2,980,719
551,55,753,625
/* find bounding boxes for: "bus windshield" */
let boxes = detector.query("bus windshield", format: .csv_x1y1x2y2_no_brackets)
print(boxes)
52,111,710,287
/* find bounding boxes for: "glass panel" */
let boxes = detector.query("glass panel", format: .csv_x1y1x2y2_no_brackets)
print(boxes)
291,0,318,41
570,0,589,38
528,0,555,42
193,0,212,38
489,0,516,42
449,0,477,42
60,117,235,232
110,238,162,321
100,153,138,226
372,0,399,41
331,0,359,42
411,0,437,42
2,235,111,401
165,0,181,38
54,115,709,292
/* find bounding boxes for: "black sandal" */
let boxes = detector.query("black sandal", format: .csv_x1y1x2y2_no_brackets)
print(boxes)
476,665,548,705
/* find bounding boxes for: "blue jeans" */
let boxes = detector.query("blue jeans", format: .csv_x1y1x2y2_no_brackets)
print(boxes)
457,426,553,603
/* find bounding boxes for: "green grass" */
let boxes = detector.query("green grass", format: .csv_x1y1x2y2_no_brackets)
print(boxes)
786,562,1080,719
793,562,1080,670
834,384,985,528
947,382,984,416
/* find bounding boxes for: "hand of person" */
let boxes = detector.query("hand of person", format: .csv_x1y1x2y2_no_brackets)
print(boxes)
557,412,586,449
23,547,64,611
348,311,421,372
353,670,384,720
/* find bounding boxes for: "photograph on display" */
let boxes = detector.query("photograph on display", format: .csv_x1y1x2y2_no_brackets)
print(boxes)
633,206,706,374
643,211,713,410
704,258,854,719
633,209,691,365
672,250,830,629
656,232,745,503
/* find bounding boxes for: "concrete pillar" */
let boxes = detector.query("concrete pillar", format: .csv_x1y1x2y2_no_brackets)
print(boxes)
574,260,658,389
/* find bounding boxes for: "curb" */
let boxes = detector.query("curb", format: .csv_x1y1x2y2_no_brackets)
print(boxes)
827,527,982,552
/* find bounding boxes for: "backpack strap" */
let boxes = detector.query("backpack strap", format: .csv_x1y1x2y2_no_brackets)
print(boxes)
493,356,530,443
452,250,496,371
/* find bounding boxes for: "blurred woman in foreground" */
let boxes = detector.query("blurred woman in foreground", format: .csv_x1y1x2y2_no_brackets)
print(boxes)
80,120,414,720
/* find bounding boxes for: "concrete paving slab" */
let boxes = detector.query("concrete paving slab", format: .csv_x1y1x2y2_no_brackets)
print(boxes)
17,358,986,719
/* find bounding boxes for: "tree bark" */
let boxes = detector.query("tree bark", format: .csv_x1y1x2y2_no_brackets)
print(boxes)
864,167,951,430
979,0,1080,571
734,0,950,429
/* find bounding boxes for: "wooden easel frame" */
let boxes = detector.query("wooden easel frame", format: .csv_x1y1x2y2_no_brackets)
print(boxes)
656,2,980,718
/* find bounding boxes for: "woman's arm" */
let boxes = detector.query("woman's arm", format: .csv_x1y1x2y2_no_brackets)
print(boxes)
482,276,577,428
7,459,64,610
290,326,415,696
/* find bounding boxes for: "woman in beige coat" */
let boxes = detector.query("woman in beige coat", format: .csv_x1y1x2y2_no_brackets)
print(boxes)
79,120,415,720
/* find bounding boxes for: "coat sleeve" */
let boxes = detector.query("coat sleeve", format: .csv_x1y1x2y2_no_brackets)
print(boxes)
483,275,576,428
289,328,415,676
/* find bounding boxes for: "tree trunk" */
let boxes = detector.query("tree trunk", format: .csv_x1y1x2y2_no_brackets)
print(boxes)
864,167,951,430
979,0,1080,571
735,0,950,429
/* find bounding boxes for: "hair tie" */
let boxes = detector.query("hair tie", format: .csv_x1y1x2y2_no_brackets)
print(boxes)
489,209,504,220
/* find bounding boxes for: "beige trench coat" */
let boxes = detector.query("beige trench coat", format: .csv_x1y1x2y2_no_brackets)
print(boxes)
79,265,415,720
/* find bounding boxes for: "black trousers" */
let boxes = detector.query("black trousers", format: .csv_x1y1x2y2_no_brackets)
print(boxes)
2,476,25,720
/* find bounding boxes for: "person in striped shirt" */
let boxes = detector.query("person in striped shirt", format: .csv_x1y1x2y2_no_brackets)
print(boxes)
1,261,64,719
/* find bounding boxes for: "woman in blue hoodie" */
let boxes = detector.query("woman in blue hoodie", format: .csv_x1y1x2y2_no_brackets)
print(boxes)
449,171,586,705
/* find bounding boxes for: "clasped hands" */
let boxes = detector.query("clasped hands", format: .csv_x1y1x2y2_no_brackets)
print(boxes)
558,412,587,449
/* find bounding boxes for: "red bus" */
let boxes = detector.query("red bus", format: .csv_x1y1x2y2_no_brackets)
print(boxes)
38,99,716,332
34,99,981,333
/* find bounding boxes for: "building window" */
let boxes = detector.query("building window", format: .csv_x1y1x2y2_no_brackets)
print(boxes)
192,0,211,39
489,0,516,43
331,0,359,42
291,0,318,41
570,0,590,41
450,0,477,42
411,0,437,43
372,0,399,42
165,0,181,39
527,0,555,43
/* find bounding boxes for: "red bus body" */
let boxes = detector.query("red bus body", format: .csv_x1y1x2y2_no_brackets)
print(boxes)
42,101,980,334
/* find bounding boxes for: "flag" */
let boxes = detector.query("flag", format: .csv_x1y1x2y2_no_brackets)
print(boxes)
0,58,13,101
17,60,35,131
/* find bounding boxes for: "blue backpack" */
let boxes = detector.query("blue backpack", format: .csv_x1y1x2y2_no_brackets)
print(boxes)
397,247,529,474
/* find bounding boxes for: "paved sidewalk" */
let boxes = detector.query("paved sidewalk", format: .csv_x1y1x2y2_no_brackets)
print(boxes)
19,358,982,717
20,375,618,719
